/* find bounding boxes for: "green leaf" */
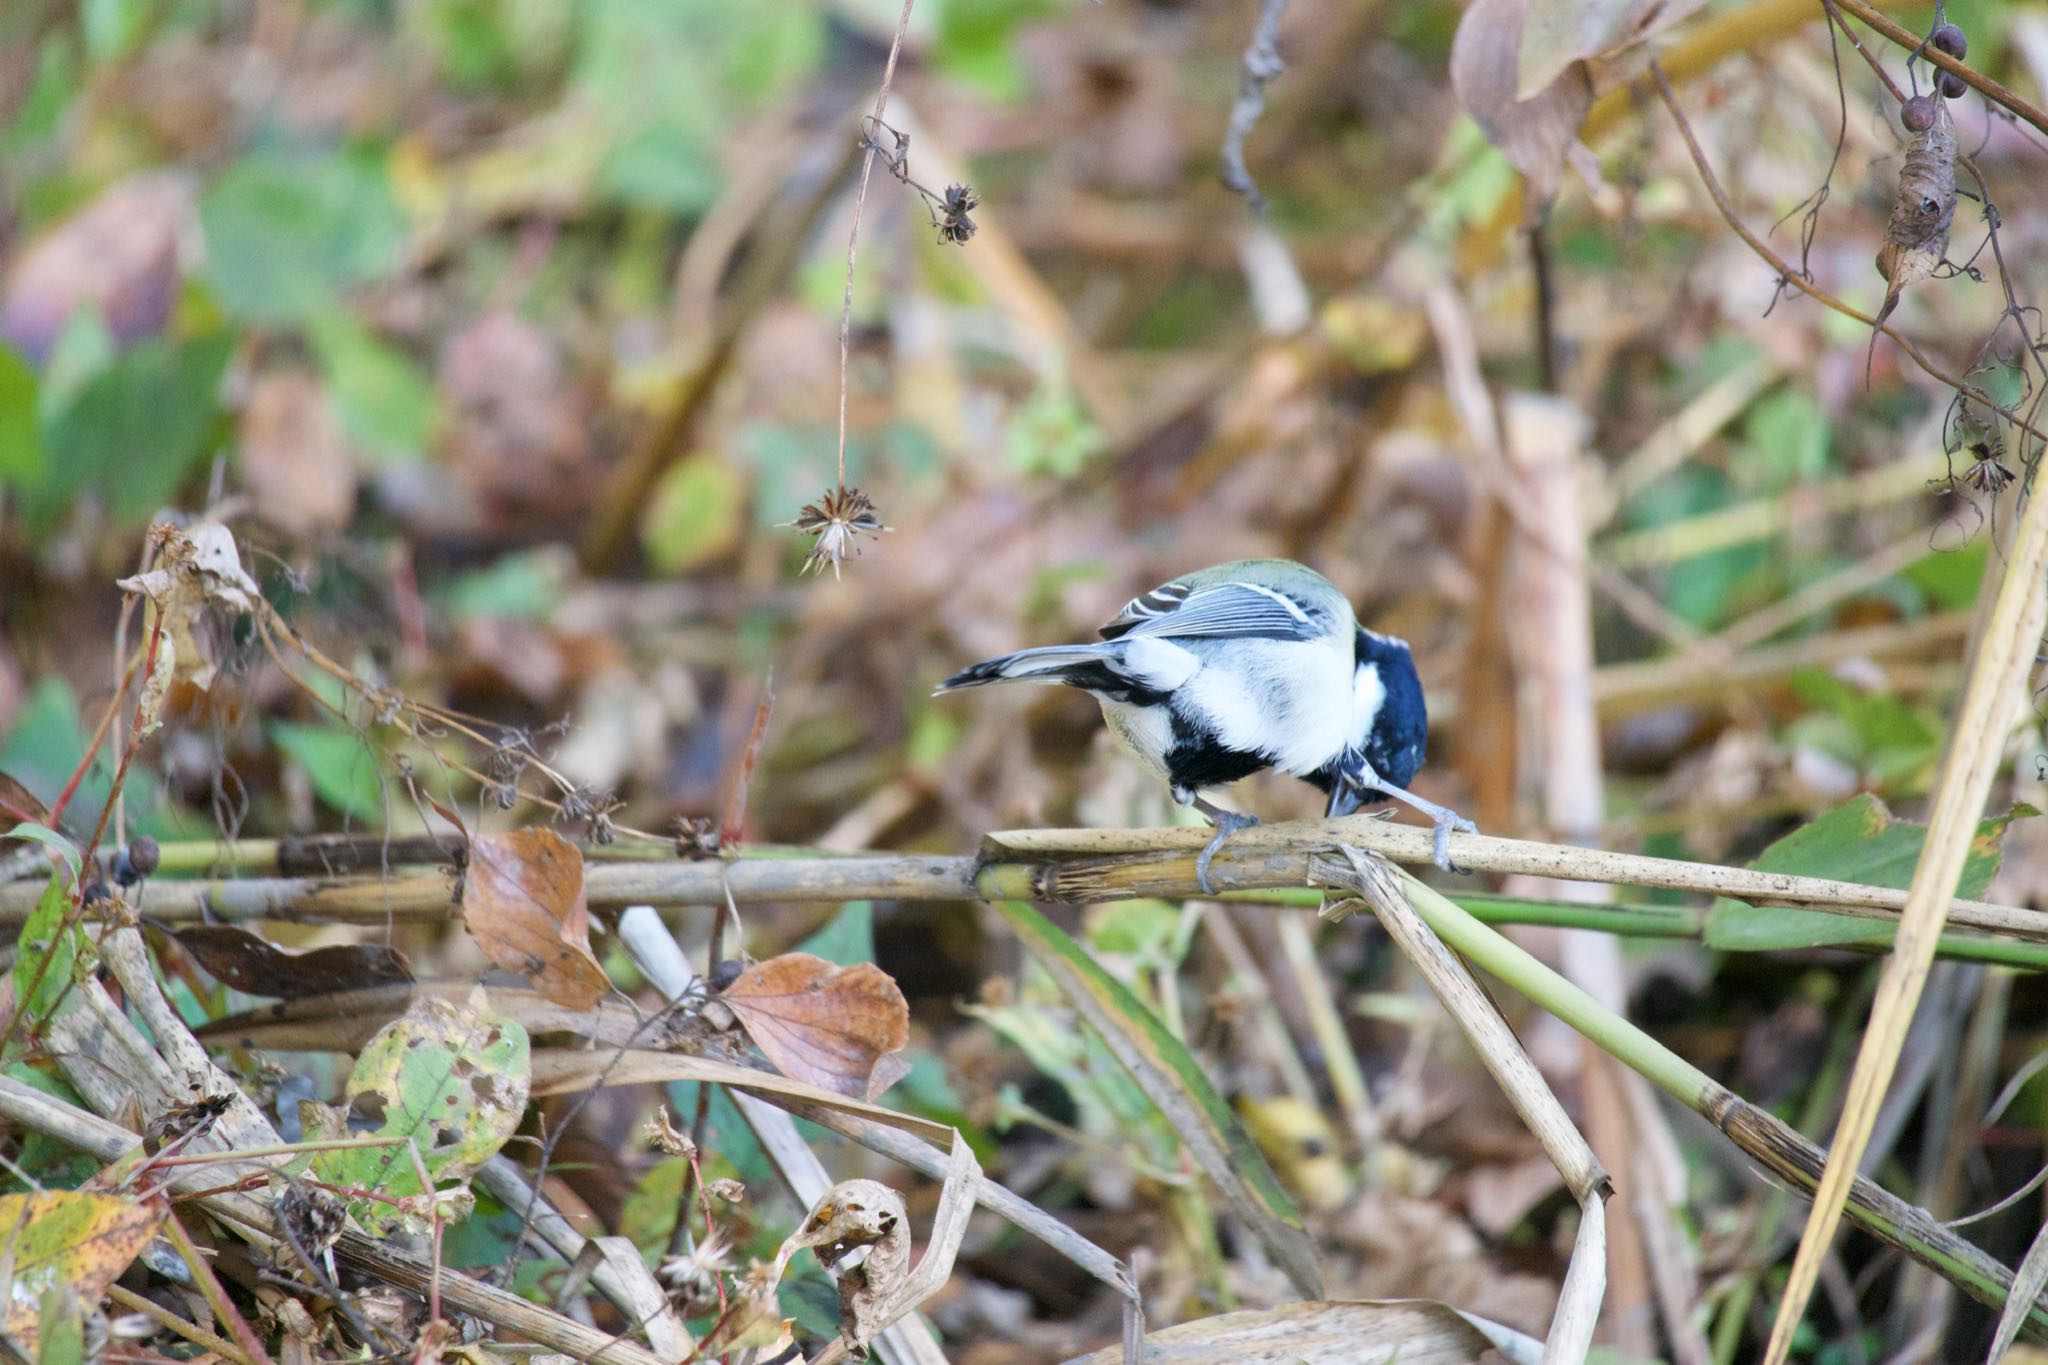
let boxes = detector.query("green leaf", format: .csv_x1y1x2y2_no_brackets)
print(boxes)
641,453,746,573
268,721,387,824
200,150,406,323
12,871,92,1031
987,899,1321,1297
795,901,874,967
0,680,98,820
308,310,438,462
0,345,43,487
33,332,231,530
1737,386,1830,490
1900,539,1988,612
311,994,529,1231
1705,794,2018,952
4,824,78,879
36,1285,82,1365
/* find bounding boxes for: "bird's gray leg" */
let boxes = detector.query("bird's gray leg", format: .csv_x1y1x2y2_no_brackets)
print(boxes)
1353,765,1476,873
1187,794,1260,896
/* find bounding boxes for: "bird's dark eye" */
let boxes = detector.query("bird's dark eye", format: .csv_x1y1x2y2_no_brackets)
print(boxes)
1921,196,1941,214
1300,1137,1327,1158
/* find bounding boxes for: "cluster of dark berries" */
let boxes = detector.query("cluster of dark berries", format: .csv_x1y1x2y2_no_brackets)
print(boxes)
1933,21,1968,98
1903,21,1969,128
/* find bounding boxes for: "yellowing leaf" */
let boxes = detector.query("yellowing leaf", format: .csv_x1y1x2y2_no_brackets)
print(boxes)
310,993,529,1231
0,1192,167,1349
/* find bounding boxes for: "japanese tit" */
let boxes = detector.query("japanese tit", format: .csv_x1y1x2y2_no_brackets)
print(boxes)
937,558,1474,890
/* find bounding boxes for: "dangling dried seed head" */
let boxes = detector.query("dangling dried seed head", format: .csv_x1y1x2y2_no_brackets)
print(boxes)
785,485,891,579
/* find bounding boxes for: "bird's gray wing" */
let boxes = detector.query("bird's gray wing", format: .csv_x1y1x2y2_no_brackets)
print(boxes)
1099,579,1325,642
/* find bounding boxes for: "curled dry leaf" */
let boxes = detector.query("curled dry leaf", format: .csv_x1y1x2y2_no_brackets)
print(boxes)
1874,101,1959,329
720,952,910,1101
116,521,261,699
1452,0,1707,211
173,924,413,999
775,1178,911,1351
461,828,609,1010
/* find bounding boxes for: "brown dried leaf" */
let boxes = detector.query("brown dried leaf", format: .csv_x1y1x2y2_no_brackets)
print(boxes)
1451,0,1595,211
1453,0,1704,212
0,173,191,364
240,369,358,539
720,953,910,1101
720,676,774,852
1519,0,1709,98
173,924,413,999
0,773,54,859
461,828,609,1009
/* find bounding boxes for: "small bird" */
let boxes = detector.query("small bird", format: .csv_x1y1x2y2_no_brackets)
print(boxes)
936,559,1474,891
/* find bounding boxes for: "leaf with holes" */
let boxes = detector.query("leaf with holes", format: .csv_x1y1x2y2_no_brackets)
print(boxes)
0,1192,167,1349
720,953,910,1101
461,828,608,1009
309,992,528,1231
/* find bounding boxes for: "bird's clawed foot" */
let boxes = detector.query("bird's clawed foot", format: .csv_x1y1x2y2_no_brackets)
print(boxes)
1190,799,1260,896
1357,772,1477,875
1429,807,1479,875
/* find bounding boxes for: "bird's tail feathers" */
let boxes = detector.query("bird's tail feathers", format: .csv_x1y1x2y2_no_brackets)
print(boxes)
935,643,1117,694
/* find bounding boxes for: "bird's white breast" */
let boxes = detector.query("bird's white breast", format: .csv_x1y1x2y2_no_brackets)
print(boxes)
1178,633,1353,777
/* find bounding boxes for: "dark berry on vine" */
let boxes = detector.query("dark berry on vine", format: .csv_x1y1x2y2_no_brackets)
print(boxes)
1940,70,1968,100
1931,23,1966,58
1901,95,1937,131
112,836,159,886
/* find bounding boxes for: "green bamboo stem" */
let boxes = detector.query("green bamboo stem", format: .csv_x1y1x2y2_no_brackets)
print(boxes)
1327,861,2048,1337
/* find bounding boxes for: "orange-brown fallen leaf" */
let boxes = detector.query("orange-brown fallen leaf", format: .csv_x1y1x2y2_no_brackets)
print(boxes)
720,953,910,1101
461,828,608,1009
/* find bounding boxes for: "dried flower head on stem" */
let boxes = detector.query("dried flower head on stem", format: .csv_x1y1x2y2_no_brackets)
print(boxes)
785,485,892,580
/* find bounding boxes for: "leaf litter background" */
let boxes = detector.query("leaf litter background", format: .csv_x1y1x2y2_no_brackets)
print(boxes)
2,0,2048,1360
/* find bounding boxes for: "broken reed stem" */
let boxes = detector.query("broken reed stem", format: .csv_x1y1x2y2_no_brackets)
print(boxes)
1312,860,2048,1339
15,817,2048,949
1331,849,1606,1362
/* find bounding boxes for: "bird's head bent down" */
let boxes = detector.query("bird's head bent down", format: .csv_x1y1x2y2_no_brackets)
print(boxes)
936,558,1474,887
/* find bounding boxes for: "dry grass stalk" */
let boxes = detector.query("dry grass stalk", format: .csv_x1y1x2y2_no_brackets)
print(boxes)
1762,393,2048,1363
1327,847,1606,1362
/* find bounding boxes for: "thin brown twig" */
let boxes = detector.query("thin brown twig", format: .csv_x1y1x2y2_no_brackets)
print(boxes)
1829,0,2048,140
835,0,919,491
1650,62,2048,449
1819,0,1905,104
